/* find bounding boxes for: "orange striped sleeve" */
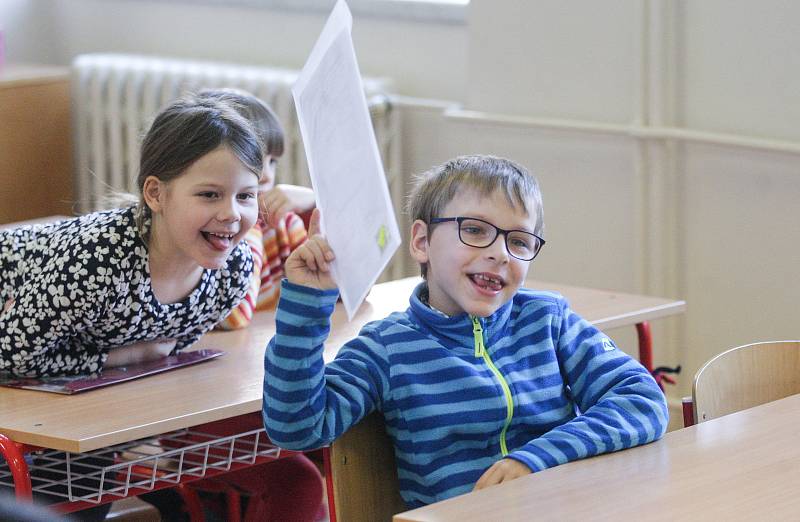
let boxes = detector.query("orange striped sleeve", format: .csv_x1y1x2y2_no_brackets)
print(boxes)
255,213,307,311
216,224,264,330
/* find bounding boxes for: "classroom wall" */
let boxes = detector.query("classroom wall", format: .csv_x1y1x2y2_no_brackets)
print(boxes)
29,0,468,101
4,0,800,400
0,0,58,63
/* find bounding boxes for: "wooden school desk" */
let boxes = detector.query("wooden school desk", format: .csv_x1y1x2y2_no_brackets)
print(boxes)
393,393,800,522
0,269,684,515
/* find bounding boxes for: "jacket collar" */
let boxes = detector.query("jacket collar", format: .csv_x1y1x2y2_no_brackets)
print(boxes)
407,282,513,350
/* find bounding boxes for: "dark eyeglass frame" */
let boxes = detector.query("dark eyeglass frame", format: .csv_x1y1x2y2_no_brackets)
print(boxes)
429,216,546,261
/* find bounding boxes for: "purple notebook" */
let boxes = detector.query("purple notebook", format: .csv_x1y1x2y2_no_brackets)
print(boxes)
0,349,224,394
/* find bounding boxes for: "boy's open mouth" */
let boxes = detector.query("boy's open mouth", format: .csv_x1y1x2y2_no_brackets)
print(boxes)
202,231,235,251
469,272,505,292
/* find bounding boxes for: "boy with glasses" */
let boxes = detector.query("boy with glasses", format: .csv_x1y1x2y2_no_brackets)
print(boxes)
262,155,668,508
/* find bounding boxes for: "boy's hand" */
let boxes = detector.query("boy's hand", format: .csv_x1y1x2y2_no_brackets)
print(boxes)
473,458,531,491
284,209,337,290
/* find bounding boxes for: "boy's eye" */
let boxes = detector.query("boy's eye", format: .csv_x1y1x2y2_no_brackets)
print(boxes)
509,237,532,250
198,191,218,199
461,224,490,237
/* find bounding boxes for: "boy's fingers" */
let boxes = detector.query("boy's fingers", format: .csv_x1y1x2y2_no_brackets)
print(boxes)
305,238,329,272
310,234,335,262
308,208,322,236
473,462,504,491
297,245,318,271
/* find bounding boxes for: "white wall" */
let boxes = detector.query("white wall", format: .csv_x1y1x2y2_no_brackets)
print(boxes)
28,0,467,101
6,0,800,400
0,0,58,63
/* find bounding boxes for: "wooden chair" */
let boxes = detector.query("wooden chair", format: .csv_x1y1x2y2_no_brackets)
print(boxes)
325,412,407,522
683,340,800,426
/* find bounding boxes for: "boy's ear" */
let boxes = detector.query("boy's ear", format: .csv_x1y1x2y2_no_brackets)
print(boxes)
409,219,430,264
142,176,165,213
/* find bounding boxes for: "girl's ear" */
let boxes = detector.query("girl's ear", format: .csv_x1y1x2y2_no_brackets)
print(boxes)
142,176,164,214
409,219,430,264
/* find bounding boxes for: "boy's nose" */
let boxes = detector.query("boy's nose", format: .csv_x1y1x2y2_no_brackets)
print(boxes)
485,233,510,262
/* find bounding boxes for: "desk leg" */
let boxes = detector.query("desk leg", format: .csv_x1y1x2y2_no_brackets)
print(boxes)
0,434,33,500
636,322,653,373
636,321,680,390
322,447,338,522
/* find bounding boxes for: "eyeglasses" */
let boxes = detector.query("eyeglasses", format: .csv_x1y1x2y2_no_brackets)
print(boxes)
429,216,545,261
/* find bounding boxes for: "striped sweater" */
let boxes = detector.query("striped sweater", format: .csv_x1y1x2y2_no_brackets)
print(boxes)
263,280,668,508
217,213,307,329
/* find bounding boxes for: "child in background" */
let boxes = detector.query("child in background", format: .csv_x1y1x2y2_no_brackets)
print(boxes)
198,88,316,329
263,155,668,508
0,93,262,520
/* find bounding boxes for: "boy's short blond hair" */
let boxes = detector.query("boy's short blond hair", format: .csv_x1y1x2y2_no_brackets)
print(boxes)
406,155,544,277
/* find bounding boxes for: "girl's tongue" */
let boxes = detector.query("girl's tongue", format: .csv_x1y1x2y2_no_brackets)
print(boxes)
203,232,232,251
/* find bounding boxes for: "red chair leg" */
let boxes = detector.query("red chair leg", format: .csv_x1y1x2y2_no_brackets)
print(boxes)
636,321,654,372
323,447,337,522
682,397,696,427
225,488,243,522
176,483,206,522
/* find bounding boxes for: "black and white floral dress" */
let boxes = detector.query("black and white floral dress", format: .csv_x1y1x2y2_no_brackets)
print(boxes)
0,207,253,377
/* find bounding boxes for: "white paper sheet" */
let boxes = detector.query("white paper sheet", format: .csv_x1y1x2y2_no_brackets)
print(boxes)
292,0,401,320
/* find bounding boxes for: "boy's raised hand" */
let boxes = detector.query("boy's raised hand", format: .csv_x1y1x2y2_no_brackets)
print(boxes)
284,209,337,290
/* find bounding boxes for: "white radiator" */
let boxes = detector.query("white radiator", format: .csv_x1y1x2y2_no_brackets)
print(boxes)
72,53,409,279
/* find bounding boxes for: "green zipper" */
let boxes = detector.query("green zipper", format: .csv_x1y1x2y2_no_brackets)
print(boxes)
471,316,514,456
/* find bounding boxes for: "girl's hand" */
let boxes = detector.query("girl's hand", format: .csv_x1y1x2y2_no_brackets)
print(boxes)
473,458,531,491
105,339,177,367
260,186,293,227
260,185,315,228
284,209,337,290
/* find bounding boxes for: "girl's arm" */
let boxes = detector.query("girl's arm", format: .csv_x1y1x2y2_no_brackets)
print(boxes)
0,273,109,377
275,184,315,213
105,339,177,367
261,184,315,228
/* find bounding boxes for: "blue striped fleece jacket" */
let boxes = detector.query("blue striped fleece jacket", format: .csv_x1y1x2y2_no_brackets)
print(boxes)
263,280,668,508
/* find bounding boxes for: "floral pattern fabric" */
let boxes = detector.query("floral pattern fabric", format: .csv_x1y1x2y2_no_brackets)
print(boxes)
0,207,252,377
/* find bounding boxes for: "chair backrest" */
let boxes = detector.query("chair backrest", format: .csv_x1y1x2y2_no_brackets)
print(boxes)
693,340,800,423
327,411,407,522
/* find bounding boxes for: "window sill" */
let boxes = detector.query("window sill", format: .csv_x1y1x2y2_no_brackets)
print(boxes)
148,0,468,25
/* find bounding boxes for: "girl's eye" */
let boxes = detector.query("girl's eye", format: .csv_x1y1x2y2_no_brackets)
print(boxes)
238,192,257,201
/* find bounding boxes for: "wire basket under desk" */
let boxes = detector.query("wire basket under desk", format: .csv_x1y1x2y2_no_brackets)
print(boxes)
0,426,287,507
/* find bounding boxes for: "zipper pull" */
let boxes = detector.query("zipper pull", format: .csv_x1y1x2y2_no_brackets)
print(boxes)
471,316,485,357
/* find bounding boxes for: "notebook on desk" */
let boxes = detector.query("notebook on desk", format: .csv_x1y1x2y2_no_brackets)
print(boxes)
0,349,224,394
